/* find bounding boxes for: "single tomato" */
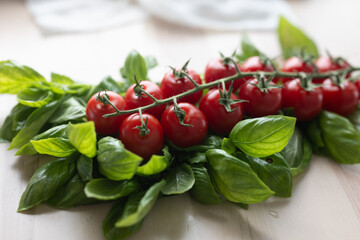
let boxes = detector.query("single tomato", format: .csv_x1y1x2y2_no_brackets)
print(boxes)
314,56,350,83
119,113,164,159
199,89,243,134
281,56,314,83
240,56,275,83
161,103,207,147
86,91,127,135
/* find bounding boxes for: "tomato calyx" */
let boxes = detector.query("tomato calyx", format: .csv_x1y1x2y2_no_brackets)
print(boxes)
133,110,150,137
326,50,351,70
132,75,145,97
259,55,277,71
249,73,280,93
173,98,192,127
328,74,350,89
218,81,247,112
296,75,322,92
96,91,122,114
219,51,238,68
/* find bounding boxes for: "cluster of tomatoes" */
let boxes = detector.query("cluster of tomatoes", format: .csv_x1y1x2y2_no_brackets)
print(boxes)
86,55,360,160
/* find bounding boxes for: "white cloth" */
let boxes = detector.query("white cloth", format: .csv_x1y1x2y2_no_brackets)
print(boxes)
26,0,296,34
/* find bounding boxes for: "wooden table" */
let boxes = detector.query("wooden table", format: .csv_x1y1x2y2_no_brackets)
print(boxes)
1,0,360,239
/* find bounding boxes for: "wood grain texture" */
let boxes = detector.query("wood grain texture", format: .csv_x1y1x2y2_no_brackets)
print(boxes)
1,0,360,239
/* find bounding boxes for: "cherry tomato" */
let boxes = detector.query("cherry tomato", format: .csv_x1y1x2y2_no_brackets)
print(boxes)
281,56,314,83
86,91,127,135
282,79,323,121
239,79,282,117
355,79,360,99
161,103,208,147
124,81,166,119
240,56,274,83
322,78,359,116
161,69,202,104
204,58,242,91
314,56,350,83
199,89,243,134
119,113,164,160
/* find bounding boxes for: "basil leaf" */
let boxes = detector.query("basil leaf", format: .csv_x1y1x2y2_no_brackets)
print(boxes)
144,56,158,70
0,60,46,94
347,102,360,133
17,88,54,108
236,34,262,62
206,149,274,204
120,50,148,82
169,135,223,153
18,155,76,211
67,122,97,158
46,174,97,209
0,104,34,142
278,16,319,59
49,97,86,124
187,152,207,165
115,180,165,227
235,152,292,197
77,155,93,181
9,100,61,149
31,138,76,157
136,146,171,176
16,124,68,156
161,163,195,195
103,199,143,240
221,137,236,154
85,76,123,101
51,73,75,85
190,165,221,204
85,179,139,200
281,127,312,176
97,137,142,180
229,115,296,157
319,111,360,164
306,118,325,148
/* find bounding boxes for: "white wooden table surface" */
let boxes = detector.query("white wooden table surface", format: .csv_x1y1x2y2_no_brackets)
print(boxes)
1,0,360,239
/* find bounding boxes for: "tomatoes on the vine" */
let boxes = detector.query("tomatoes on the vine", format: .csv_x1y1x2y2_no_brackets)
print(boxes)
204,58,242,91
119,113,164,159
161,68,202,104
322,78,359,116
161,103,208,147
240,56,274,82
282,78,323,121
281,56,314,83
355,79,360,99
125,81,165,119
239,79,282,117
86,91,127,135
199,89,243,134
314,56,350,83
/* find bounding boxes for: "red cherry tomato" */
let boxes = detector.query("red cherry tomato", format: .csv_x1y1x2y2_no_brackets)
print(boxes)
322,79,359,116
86,91,127,135
119,113,164,160
281,56,314,83
240,56,274,83
124,81,166,119
355,79,360,99
199,89,243,134
161,69,202,104
282,79,323,121
204,58,242,91
314,56,350,83
161,103,208,147
239,79,282,117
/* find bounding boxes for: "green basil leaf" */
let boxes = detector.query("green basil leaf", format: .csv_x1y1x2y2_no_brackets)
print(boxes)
187,152,207,165
18,155,76,211
31,138,76,157
229,115,296,157
85,76,123,101
115,180,165,227
161,163,195,195
235,152,292,197
136,146,171,176
278,16,319,59
347,102,360,133
190,165,221,204
46,174,98,209
97,137,142,180
240,34,262,59
77,155,93,181
17,88,54,108
9,100,61,149
103,199,143,240
144,56,158,70
120,50,148,82
281,127,312,176
0,104,34,142
67,122,97,158
221,137,236,154
306,118,325,148
206,149,274,204
320,111,360,164
49,97,86,124
169,135,223,153
0,60,46,94
85,179,139,200
51,73,75,85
